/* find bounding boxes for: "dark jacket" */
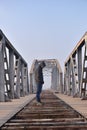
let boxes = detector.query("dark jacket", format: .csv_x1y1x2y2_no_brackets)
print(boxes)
35,65,44,84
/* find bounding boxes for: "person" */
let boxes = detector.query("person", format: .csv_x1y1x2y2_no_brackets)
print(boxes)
35,61,46,105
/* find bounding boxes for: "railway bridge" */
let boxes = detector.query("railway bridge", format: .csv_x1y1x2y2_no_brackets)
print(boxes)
0,30,87,129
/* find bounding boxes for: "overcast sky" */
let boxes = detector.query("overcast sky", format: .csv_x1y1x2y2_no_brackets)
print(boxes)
0,0,87,72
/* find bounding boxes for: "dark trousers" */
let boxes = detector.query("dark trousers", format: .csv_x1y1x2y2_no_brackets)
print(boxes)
36,83,42,102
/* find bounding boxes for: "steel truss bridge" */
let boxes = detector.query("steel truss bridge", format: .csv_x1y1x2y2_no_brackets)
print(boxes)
0,29,87,102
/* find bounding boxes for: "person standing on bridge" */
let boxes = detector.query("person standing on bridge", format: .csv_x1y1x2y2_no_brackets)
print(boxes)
35,61,46,105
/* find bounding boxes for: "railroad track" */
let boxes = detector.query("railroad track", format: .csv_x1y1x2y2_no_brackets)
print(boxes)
1,90,87,130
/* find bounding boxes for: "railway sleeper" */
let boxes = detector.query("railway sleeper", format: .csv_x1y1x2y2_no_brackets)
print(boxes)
2,123,87,130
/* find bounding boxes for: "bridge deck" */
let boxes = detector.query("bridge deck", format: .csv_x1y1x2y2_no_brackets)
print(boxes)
0,94,35,127
55,92,87,119
0,91,87,128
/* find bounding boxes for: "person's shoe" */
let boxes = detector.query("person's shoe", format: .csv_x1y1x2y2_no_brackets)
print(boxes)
40,101,44,105
36,101,42,106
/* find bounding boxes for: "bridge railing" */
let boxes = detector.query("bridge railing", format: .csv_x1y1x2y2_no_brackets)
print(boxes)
0,30,29,102
64,32,87,99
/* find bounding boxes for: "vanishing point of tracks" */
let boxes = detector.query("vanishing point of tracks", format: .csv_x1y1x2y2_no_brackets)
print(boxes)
1,90,87,130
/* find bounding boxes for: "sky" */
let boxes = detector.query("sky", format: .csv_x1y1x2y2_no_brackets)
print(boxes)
0,0,87,73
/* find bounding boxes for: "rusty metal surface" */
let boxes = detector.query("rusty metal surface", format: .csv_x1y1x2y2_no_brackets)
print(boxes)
1,90,87,130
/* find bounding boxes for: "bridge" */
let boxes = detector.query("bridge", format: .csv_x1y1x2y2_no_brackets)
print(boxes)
0,30,87,129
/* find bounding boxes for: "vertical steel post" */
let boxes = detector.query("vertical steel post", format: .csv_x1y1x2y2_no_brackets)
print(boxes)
67,61,71,95
60,72,63,93
26,66,29,94
0,38,5,101
77,47,82,95
21,63,25,96
16,58,21,98
24,66,29,95
51,66,57,91
9,49,14,99
30,73,33,93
